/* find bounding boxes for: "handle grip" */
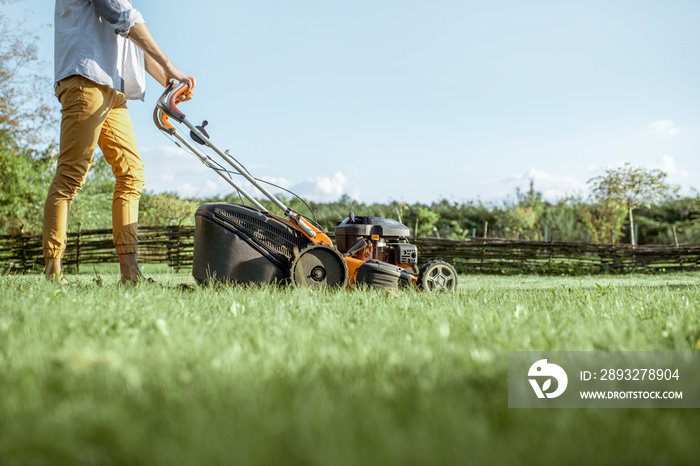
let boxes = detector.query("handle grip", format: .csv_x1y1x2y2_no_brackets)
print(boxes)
156,80,191,122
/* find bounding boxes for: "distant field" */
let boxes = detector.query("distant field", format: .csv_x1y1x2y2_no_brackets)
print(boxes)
1,271,699,465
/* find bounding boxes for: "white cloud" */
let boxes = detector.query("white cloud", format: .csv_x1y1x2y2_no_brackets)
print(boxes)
141,144,239,196
289,171,349,202
141,144,352,202
177,182,199,197
259,176,291,190
652,155,688,178
587,161,626,171
588,156,688,180
141,145,194,162
649,120,679,136
481,168,588,200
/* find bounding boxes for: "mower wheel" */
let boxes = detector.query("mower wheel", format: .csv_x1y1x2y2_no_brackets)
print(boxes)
289,243,348,289
418,260,458,292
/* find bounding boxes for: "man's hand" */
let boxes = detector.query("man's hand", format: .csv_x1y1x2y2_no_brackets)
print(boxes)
164,67,196,101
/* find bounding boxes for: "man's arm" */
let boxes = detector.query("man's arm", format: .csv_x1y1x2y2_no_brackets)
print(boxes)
128,23,196,93
144,54,167,87
90,1,195,93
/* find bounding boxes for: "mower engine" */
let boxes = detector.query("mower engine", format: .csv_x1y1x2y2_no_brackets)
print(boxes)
335,212,420,288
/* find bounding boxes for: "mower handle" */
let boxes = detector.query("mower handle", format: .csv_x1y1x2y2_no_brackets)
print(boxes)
156,80,191,122
153,107,173,134
152,80,324,243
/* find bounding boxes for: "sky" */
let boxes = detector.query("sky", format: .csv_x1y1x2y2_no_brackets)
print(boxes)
6,0,700,204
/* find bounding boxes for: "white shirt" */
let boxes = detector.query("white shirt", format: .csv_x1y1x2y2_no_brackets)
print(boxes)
55,0,146,100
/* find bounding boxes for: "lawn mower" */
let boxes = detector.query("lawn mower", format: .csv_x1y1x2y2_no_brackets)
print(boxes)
154,81,458,291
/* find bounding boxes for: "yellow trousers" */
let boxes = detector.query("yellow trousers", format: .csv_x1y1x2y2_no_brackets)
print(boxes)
43,75,145,259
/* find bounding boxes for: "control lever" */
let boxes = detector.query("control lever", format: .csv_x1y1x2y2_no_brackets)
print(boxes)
191,120,210,145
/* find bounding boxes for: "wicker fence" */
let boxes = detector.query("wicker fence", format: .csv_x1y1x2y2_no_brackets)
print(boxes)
0,226,194,273
417,238,700,274
2,227,700,274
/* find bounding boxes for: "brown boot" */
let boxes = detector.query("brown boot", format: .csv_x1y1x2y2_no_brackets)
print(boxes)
119,253,145,285
45,258,69,285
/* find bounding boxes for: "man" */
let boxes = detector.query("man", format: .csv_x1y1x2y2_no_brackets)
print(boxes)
45,0,195,284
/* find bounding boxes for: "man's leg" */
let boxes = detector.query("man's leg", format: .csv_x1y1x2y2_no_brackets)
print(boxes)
43,76,112,283
97,97,146,284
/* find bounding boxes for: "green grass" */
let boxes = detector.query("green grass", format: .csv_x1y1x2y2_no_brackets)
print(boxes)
1,271,699,465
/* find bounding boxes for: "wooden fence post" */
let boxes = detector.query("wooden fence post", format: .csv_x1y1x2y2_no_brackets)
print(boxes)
672,226,679,247
16,224,27,272
483,221,488,238
175,225,181,272
76,222,82,273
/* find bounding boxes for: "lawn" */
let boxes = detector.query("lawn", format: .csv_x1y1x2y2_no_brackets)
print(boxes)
1,270,699,465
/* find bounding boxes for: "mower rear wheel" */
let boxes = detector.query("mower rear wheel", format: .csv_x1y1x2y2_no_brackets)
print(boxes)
289,243,348,289
418,260,458,292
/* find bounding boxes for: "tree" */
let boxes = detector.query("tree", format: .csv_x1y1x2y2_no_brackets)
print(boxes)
588,164,674,246
0,135,56,233
0,0,56,146
67,155,117,231
0,0,60,234
140,193,199,227
578,201,626,244
540,197,592,243
410,206,440,237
